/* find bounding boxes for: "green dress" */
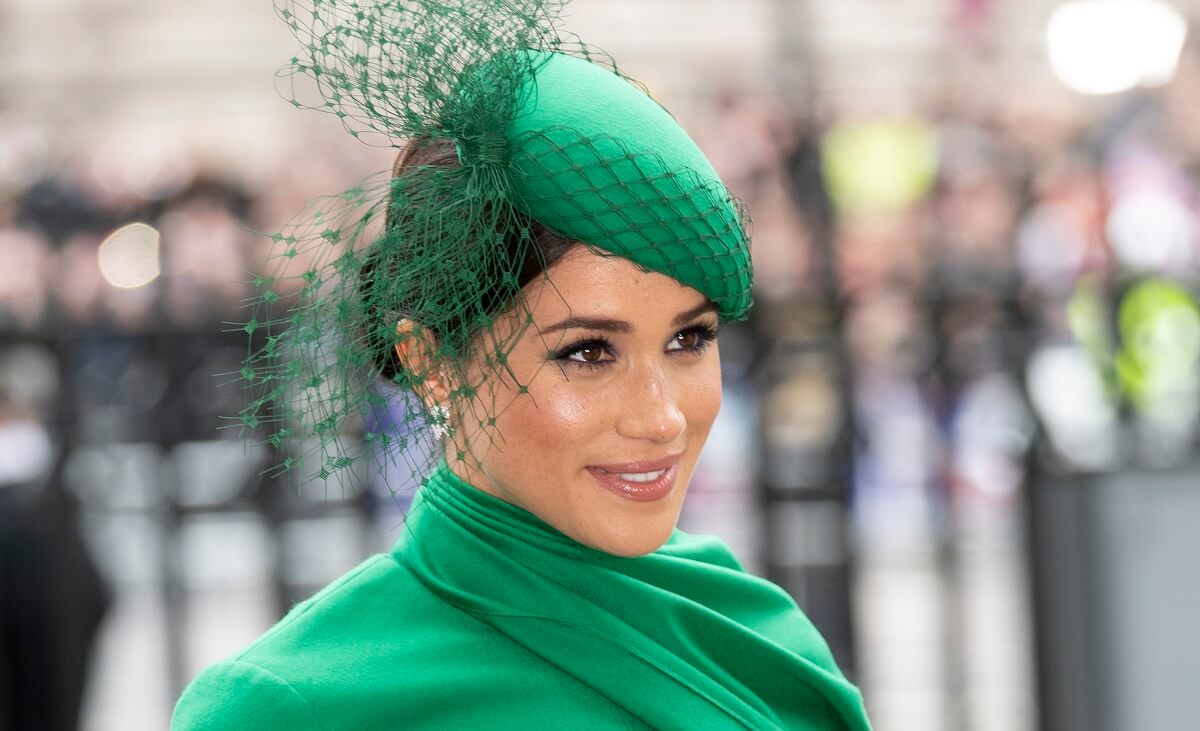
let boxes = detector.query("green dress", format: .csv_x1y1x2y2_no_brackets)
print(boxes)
172,461,872,729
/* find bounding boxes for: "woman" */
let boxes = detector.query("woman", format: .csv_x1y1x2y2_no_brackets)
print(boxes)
173,1,871,728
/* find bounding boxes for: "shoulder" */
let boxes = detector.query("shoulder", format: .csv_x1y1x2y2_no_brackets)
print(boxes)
172,553,437,730
172,659,321,731
232,550,510,668
172,551,572,729
173,548,653,729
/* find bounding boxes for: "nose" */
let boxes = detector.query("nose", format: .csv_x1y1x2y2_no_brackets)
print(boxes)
614,359,686,443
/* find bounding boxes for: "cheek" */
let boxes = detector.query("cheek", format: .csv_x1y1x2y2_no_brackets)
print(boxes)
503,380,607,460
682,359,722,438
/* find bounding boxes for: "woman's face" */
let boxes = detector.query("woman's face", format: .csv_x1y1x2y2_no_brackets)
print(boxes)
447,245,723,557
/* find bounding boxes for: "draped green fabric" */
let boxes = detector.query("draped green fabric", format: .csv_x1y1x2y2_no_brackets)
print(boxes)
173,462,872,729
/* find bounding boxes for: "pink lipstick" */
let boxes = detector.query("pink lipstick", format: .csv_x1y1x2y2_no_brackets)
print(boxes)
585,454,682,503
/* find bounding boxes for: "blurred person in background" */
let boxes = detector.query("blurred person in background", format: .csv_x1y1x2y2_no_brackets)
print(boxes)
0,347,110,731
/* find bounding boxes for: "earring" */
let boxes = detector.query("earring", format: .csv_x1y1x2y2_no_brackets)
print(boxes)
429,403,454,440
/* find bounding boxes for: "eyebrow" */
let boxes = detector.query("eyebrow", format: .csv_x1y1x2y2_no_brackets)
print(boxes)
539,300,718,335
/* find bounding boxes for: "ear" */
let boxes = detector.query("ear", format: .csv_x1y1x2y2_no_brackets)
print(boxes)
393,319,451,406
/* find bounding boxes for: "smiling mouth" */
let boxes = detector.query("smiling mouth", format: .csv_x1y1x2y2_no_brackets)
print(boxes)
585,463,680,502
607,468,668,482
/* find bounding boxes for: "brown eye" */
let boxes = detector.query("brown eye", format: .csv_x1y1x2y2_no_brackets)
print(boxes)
675,330,700,349
667,324,719,353
555,338,614,369
577,346,605,363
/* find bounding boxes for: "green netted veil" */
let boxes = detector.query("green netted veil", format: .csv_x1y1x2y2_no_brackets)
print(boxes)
238,0,753,495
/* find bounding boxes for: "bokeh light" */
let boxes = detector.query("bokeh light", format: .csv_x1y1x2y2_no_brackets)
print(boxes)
97,222,162,289
1047,0,1188,95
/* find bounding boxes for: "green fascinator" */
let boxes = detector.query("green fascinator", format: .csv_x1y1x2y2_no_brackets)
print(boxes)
238,0,753,492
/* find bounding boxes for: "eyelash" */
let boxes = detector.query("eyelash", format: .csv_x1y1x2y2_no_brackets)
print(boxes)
553,323,720,372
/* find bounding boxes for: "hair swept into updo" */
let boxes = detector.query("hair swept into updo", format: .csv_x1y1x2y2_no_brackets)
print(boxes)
360,137,577,381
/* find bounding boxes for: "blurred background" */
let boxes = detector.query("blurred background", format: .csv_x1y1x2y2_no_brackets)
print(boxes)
2,0,1199,729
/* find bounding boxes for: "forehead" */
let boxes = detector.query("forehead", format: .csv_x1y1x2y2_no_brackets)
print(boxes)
525,246,707,321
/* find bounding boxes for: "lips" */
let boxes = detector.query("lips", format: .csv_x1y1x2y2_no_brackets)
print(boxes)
586,453,683,502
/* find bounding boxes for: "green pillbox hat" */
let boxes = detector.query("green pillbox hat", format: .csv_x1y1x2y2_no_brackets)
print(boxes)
503,51,752,322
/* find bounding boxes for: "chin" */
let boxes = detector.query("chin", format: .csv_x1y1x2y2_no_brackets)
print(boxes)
604,541,668,559
586,515,679,558
569,465,693,557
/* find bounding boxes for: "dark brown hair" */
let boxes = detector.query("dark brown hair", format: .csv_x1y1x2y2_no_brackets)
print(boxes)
363,137,577,380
